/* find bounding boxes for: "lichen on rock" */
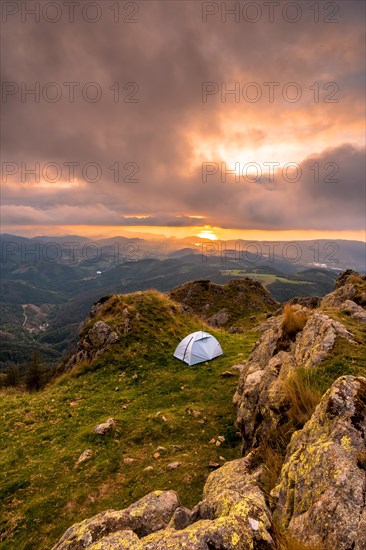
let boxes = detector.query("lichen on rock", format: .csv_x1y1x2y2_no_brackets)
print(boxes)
272,376,366,550
52,490,180,549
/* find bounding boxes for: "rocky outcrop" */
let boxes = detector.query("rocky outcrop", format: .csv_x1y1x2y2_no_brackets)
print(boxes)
143,456,273,549
53,490,181,549
206,308,230,327
335,268,360,289
321,269,366,322
62,320,119,371
54,457,274,550
340,299,366,324
330,269,366,306
234,308,355,451
321,283,357,307
294,311,354,368
272,376,366,550
169,279,278,330
288,295,321,309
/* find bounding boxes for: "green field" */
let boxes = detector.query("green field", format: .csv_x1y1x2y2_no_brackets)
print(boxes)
220,270,311,287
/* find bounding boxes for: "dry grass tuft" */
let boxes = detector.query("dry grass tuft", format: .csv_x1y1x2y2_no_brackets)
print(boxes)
282,368,322,427
272,521,325,550
282,304,308,339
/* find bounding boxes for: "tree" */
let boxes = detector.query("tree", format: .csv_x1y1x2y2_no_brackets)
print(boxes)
26,351,44,391
4,363,21,387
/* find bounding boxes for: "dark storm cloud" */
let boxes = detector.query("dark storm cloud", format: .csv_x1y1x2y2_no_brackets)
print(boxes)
1,0,365,232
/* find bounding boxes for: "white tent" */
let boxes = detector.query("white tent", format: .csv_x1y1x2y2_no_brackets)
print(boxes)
173,331,223,366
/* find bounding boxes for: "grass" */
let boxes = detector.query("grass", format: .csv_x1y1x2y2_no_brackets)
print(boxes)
220,271,311,287
272,521,325,550
0,290,262,550
281,368,323,428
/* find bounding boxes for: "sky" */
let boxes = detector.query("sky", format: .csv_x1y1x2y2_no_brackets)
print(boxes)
1,0,365,242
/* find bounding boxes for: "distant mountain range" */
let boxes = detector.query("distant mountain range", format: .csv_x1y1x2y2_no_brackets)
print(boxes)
0,234,365,369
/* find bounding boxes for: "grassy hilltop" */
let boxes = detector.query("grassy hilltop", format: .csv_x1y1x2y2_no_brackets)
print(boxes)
0,289,266,549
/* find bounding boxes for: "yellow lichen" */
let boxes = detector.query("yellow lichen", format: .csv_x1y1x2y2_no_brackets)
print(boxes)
340,435,353,452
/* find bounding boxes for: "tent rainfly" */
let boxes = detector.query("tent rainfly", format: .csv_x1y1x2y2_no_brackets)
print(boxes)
173,331,223,366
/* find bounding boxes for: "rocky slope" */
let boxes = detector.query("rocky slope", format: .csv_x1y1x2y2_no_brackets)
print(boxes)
169,279,278,331
53,271,366,549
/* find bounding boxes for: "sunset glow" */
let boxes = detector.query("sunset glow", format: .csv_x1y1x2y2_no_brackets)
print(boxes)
1,1,365,242
197,228,218,241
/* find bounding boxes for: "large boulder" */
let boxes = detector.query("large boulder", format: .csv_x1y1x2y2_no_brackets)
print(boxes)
53,490,180,549
89,530,142,549
294,311,354,368
321,284,356,308
272,376,366,550
325,269,366,307
340,299,366,325
207,308,230,327
142,517,267,550
143,455,274,549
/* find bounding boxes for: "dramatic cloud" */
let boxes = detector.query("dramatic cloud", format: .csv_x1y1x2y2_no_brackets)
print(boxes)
1,0,365,236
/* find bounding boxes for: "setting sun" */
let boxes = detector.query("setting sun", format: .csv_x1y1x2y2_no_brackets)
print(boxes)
197,228,218,240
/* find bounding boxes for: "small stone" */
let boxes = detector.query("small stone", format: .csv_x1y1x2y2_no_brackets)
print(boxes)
215,441,221,446
209,438,216,444
192,410,201,418
122,405,128,410
153,452,161,459
167,461,181,469
115,387,119,391
123,457,135,464
93,418,116,435
156,446,167,453
144,466,154,472
220,371,236,378
217,436,225,442
132,373,138,380
161,416,167,422
219,456,226,461
208,462,220,468
76,449,93,465
248,517,259,531
231,364,245,372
